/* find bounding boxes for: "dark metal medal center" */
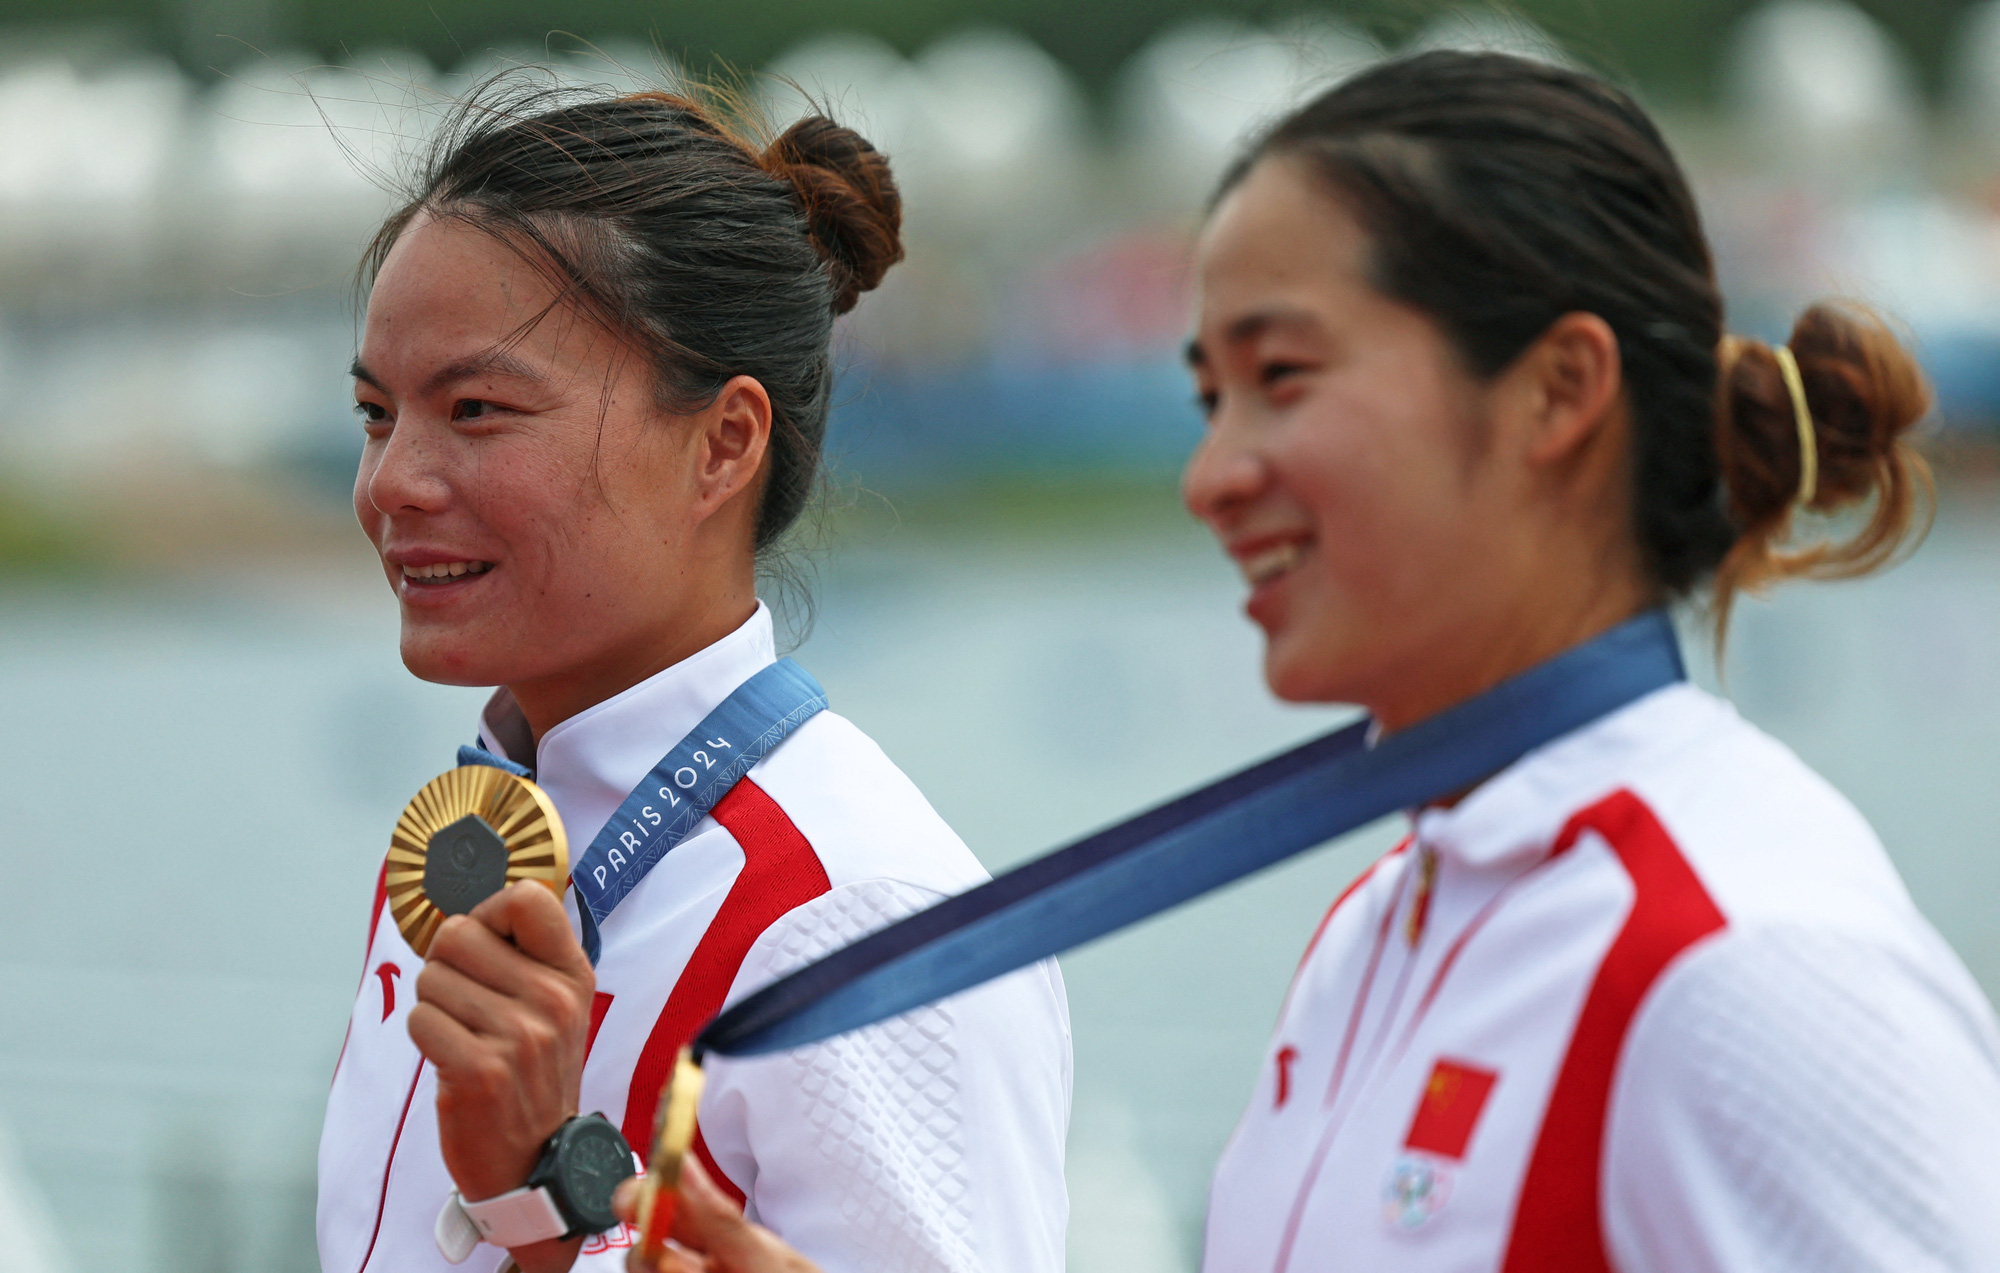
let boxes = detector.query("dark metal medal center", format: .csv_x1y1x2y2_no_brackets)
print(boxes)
424,814,509,917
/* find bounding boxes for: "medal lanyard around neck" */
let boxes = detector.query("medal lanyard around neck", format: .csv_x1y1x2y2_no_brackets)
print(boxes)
697,610,1685,1060
461,658,828,965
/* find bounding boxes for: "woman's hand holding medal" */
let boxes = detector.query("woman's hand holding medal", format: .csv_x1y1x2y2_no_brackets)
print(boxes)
612,1157,821,1273
408,879,598,1272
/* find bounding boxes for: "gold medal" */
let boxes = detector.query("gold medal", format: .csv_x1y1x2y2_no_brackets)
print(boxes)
636,1046,705,1261
385,765,569,957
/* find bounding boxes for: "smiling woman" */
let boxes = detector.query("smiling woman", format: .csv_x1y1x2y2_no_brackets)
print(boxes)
317,79,1072,1273
603,50,2000,1273
349,211,772,724
345,87,892,729
1184,52,2000,1273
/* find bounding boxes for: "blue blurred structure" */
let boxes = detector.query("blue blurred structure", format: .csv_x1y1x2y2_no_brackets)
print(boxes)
829,331,2000,492
828,357,1206,485
1917,328,2000,430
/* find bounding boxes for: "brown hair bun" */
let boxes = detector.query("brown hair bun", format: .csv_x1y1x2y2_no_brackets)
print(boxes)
1715,302,1935,629
762,116,904,315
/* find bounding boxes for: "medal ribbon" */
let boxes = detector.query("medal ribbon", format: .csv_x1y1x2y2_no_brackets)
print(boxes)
696,610,1684,1058
461,657,827,964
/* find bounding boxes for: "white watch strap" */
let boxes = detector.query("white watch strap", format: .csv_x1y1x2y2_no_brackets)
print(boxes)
435,1195,481,1265
434,1187,569,1262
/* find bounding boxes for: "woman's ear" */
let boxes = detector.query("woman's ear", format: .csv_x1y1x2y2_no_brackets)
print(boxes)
1510,311,1624,467
693,374,774,517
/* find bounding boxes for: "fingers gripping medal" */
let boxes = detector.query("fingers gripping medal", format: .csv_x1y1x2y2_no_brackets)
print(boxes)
386,765,569,957
636,1047,705,1263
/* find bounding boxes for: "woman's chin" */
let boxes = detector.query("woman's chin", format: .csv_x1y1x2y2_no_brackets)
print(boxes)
398,632,511,688
1263,644,1328,704
1261,624,1355,706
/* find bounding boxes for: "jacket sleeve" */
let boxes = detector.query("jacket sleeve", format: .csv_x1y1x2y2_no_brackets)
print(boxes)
688,878,1072,1273
1604,924,2000,1273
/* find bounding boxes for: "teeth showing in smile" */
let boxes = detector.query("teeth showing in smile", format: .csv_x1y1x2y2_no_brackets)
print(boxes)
402,561,493,581
1243,542,1304,586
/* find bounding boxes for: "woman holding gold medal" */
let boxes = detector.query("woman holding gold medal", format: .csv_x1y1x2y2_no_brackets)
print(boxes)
607,51,2000,1273
314,84,1072,1273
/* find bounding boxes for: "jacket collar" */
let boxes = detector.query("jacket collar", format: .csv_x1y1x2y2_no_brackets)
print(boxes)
478,602,778,852
1410,683,1726,869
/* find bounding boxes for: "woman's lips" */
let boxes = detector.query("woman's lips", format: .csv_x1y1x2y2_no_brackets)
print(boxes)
1238,537,1311,628
393,559,498,604
1229,531,1313,586
400,560,494,583
1241,541,1304,586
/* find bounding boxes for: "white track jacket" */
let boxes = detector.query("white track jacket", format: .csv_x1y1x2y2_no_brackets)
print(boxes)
1207,683,2000,1272
318,605,1072,1273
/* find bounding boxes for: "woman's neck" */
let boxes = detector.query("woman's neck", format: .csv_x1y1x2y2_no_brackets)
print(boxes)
506,589,761,743
1370,575,1658,737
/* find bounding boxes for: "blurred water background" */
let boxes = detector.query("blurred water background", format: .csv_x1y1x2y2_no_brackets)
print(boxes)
2,1,1999,1270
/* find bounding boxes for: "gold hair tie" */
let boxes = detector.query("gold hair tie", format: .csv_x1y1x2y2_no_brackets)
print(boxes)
1771,344,1819,509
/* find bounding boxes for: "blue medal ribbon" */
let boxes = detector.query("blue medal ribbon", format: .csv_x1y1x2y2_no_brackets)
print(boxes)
459,658,827,964
696,610,1685,1059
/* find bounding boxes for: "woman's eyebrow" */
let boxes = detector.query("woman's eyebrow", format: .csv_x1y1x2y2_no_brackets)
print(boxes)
347,350,549,397
1186,306,1326,368
1227,307,1323,345
424,350,546,396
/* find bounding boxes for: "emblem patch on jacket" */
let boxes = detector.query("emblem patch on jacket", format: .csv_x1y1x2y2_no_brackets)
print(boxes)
1382,1058,1499,1231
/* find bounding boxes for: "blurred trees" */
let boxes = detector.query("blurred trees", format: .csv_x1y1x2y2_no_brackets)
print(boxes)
0,0,1978,106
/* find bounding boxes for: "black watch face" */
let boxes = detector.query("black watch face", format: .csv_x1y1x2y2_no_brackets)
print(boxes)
554,1116,636,1233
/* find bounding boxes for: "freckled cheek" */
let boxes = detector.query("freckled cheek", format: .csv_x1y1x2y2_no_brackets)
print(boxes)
507,502,611,615
462,449,568,556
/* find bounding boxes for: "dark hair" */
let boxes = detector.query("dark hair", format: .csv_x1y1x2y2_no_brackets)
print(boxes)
363,78,904,552
1222,51,1932,638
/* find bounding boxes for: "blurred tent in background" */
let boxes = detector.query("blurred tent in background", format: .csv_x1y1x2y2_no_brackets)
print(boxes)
1727,0,1921,163
2,0,2000,517
1116,17,1381,208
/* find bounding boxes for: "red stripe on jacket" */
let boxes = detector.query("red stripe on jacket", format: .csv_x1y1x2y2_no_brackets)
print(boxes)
621,778,832,1208
367,858,390,957
1501,788,1727,1273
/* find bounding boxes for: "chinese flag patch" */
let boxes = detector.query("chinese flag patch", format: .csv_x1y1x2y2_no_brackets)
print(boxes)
1403,1058,1499,1161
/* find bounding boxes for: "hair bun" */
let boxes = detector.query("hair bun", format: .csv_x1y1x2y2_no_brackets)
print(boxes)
762,116,904,315
1714,303,1933,612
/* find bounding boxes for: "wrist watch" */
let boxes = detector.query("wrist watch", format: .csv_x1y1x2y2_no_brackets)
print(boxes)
434,1114,639,1263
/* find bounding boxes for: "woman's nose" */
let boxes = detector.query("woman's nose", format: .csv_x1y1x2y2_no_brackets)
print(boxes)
362,419,453,518
1182,418,1268,528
